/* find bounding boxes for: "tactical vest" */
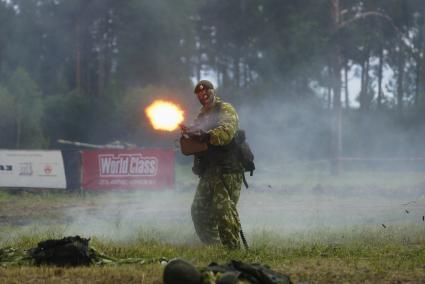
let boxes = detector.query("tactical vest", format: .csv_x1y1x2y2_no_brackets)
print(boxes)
194,102,243,176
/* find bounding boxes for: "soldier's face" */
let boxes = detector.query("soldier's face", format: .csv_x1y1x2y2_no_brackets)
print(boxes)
196,89,213,106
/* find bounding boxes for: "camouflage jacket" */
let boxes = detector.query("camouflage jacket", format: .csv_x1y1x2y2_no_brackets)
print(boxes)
192,97,242,175
194,97,239,146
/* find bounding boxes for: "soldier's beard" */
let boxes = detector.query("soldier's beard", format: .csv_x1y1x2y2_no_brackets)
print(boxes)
199,95,214,107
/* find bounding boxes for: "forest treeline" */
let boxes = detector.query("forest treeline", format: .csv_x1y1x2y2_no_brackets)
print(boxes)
0,0,424,161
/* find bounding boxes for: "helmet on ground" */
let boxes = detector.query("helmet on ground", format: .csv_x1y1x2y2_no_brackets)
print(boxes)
163,258,202,284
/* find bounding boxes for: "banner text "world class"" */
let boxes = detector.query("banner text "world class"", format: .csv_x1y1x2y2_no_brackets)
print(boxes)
99,154,158,177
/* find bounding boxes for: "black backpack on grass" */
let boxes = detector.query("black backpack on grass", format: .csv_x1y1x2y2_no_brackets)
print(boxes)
163,259,292,284
29,236,92,267
207,260,292,284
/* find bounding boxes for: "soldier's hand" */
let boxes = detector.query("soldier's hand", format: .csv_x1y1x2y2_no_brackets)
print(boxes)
180,124,196,139
194,129,210,143
179,124,188,133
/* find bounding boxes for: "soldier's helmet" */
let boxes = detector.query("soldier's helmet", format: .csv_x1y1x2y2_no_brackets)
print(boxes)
163,258,202,284
194,80,214,94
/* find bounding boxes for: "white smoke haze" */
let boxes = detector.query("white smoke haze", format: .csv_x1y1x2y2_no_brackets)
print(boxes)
1,2,425,260
1,172,424,247
46,186,425,244
60,191,197,244
48,77,424,248
2,95,425,246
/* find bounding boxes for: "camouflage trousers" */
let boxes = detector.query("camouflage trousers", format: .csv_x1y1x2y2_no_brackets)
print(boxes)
191,170,243,249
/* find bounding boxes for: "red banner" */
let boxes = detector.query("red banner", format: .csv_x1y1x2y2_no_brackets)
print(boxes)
82,149,174,190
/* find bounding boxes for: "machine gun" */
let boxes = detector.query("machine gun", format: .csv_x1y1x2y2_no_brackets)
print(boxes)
179,124,208,155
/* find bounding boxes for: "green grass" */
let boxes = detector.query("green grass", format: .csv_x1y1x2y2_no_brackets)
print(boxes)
1,170,425,283
2,227,425,283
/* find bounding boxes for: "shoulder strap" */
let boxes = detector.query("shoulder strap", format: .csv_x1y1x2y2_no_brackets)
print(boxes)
214,101,223,114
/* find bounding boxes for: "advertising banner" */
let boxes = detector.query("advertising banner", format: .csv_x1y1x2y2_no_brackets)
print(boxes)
81,149,174,190
62,150,81,190
0,150,67,188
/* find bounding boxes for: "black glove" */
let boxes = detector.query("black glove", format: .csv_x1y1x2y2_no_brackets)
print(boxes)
196,130,210,143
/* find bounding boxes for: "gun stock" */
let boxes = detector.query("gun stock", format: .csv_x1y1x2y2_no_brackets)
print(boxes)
179,136,208,155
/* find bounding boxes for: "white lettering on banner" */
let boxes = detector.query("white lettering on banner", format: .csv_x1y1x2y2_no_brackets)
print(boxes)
99,154,158,177
129,179,157,186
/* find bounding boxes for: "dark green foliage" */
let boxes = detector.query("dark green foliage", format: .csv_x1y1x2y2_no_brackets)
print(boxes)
43,92,92,144
0,68,46,148
0,86,16,148
0,0,423,161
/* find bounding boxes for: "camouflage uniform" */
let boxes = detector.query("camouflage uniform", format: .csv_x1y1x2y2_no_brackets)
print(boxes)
191,97,244,249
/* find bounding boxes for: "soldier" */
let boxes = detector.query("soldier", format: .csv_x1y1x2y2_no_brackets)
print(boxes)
187,79,244,249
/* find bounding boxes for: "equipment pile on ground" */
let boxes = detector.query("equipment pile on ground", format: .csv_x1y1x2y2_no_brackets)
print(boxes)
0,235,147,267
163,258,293,284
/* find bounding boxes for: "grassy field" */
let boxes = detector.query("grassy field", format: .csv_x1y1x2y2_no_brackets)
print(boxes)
1,169,425,283
2,228,425,283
